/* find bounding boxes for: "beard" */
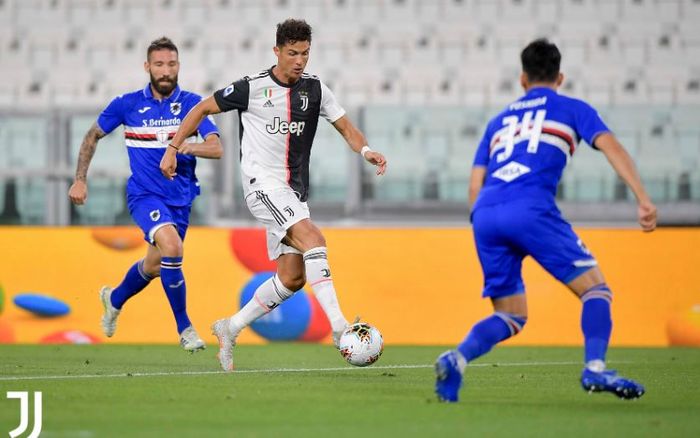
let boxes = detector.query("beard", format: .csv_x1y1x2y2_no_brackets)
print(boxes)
150,73,178,96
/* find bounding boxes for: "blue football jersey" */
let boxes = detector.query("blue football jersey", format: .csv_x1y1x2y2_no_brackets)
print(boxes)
472,87,610,210
97,84,219,207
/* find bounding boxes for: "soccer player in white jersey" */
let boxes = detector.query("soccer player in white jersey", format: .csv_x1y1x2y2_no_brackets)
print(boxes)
69,37,222,351
161,19,387,371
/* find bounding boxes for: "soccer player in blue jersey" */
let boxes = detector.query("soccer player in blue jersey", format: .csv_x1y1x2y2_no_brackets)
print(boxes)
68,37,222,352
435,39,657,402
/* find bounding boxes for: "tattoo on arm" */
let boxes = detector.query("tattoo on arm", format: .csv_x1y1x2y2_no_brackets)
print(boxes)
75,123,106,181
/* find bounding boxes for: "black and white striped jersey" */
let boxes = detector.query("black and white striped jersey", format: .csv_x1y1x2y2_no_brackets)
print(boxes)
213,68,345,202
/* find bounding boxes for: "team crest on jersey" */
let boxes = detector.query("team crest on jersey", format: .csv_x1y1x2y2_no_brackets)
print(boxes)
150,210,161,221
170,102,182,116
299,92,309,111
156,130,169,144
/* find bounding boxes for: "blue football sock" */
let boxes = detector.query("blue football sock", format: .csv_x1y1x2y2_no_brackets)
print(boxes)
580,284,613,364
457,312,527,362
160,256,191,334
110,260,154,310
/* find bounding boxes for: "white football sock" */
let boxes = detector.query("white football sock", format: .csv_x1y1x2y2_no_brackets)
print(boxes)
585,359,606,373
303,247,348,334
229,274,294,336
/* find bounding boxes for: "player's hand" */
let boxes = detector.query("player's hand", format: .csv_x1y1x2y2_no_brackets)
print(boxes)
365,151,387,176
638,199,657,232
178,143,196,155
160,148,178,180
68,180,87,205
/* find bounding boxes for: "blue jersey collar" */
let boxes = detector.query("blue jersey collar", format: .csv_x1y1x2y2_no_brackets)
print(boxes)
142,83,182,102
525,86,558,98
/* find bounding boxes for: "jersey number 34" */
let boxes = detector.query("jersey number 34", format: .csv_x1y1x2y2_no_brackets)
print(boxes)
496,109,547,163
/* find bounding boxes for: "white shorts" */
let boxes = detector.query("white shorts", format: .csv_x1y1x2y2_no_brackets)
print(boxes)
245,187,311,260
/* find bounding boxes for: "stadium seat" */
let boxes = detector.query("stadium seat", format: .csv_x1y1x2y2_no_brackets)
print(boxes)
676,78,700,105
415,0,443,22
612,77,650,105
434,24,478,68
559,0,599,20
680,0,700,21
620,0,666,21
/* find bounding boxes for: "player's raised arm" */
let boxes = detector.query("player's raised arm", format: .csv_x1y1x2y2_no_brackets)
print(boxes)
332,115,387,175
594,132,657,232
68,122,107,205
160,96,222,179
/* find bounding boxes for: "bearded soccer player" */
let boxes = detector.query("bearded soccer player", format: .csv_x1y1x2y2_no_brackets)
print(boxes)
162,19,387,371
434,39,657,402
69,37,221,351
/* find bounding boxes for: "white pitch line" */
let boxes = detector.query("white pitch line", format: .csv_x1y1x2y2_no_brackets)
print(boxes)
0,361,593,382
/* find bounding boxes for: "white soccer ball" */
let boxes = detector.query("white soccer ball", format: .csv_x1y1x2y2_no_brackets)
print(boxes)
338,322,383,367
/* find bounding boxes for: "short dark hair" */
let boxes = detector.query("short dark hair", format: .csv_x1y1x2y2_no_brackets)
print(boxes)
276,19,312,47
521,38,561,83
147,36,178,60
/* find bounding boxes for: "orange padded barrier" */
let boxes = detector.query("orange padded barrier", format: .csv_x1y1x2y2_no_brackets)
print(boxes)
0,227,697,346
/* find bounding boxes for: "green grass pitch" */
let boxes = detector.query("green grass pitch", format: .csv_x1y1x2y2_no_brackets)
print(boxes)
1,345,699,437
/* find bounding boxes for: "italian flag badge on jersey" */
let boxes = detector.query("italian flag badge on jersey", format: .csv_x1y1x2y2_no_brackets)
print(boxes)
264,88,273,98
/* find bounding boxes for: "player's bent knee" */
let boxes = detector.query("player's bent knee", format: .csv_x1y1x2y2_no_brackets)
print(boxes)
495,312,528,337
579,283,612,304
143,265,161,278
288,220,326,250
278,274,305,292
157,240,183,257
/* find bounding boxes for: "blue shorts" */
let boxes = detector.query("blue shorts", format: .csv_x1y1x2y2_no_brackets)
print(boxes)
128,195,191,245
472,200,597,299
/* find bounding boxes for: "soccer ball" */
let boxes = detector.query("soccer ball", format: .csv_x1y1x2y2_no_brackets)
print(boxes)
338,322,383,367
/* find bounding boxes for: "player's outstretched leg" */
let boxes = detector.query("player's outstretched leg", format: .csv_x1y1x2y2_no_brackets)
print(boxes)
435,312,526,402
578,283,644,399
303,247,349,346
99,259,155,338
211,274,296,371
160,256,204,352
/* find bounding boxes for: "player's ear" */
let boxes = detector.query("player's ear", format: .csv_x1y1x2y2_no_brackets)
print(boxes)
144,60,149,74
273,45,280,58
556,73,564,87
520,72,528,91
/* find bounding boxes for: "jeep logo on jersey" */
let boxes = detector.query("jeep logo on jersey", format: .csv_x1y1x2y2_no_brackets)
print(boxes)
266,117,306,135
170,102,181,116
156,130,169,144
